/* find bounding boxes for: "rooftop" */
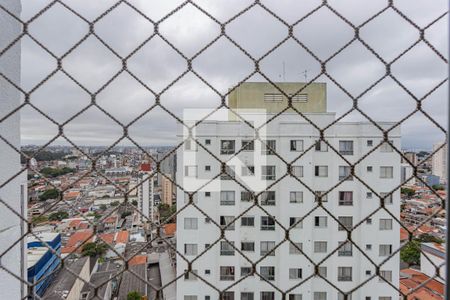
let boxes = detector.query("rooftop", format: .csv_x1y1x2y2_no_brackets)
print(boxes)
400,268,444,299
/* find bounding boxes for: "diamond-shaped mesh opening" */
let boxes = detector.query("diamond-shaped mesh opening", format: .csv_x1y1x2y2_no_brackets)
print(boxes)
0,1,447,299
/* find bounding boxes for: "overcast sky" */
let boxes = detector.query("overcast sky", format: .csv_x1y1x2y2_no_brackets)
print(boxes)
4,0,448,150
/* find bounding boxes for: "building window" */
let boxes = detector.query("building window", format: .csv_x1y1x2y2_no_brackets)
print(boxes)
184,218,198,230
220,191,235,206
366,270,371,275
338,294,352,300
205,139,211,145
260,266,275,281
184,244,198,256
261,292,275,300
264,93,283,102
290,140,304,152
289,268,303,279
289,242,303,254
367,166,373,172
290,191,303,203
220,241,235,256
240,268,253,277
314,241,327,253
262,140,276,155
220,216,235,230
223,292,234,300
221,140,235,154
315,166,328,177
338,267,352,281
339,166,353,181
379,219,393,230
184,139,197,151
379,244,392,256
241,216,255,227
318,266,327,278
380,192,393,204
367,140,373,147
205,165,211,172
260,241,276,256
379,270,392,282
289,294,303,300
261,216,275,230
205,191,211,197
289,217,303,229
338,216,353,231
315,140,328,152
241,165,255,176
241,140,254,151
184,296,197,300
241,292,254,300
184,270,198,280
338,241,353,256
220,266,235,281
241,191,253,202
262,165,276,180
260,191,276,206
290,93,308,102
315,191,328,202
366,218,372,224
379,297,392,300
338,191,353,206
291,165,304,177
241,241,255,252
367,192,373,199
380,141,393,152
220,165,235,180
366,244,372,250
184,166,198,178
205,296,210,300
380,166,393,178
314,292,327,300
339,140,354,155
315,216,328,228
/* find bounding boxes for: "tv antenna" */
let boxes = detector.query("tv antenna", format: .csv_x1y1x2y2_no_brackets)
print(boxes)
301,70,308,82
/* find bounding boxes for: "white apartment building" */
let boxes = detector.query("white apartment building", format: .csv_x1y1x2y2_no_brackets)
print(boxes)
137,163,156,224
432,141,447,184
176,83,401,300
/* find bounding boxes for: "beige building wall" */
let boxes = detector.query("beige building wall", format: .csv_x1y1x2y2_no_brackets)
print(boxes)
162,175,173,206
228,82,327,116
432,141,448,184
67,258,90,300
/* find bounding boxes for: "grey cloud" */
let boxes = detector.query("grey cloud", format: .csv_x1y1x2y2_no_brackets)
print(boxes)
7,0,447,148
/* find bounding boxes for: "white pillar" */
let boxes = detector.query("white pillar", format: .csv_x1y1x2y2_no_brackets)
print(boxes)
0,1,25,299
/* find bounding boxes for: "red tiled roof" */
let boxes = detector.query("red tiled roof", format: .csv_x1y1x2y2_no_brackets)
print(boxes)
400,228,409,242
99,233,115,244
68,219,82,228
116,230,129,244
400,269,444,299
164,223,176,236
104,216,117,224
129,255,147,266
65,229,94,250
78,222,89,230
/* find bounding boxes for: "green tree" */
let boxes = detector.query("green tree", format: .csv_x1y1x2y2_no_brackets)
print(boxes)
81,242,108,257
417,233,444,244
401,187,415,198
400,240,421,267
99,204,107,211
121,211,132,218
432,184,445,191
131,200,138,206
158,203,176,223
48,211,69,221
39,167,75,178
110,201,120,207
127,291,141,300
32,215,48,224
39,189,59,201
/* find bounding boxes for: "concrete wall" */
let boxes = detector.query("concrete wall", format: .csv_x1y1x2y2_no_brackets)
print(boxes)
67,258,90,300
228,82,327,115
0,1,24,299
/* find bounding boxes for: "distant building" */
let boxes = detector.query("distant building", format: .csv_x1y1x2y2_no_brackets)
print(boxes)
432,141,447,184
162,174,174,206
400,268,444,299
421,242,445,283
27,233,62,297
401,163,415,185
402,151,418,165
138,163,156,223
421,174,440,187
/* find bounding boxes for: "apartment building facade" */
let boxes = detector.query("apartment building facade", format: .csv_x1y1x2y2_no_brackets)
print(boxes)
432,141,448,184
176,83,401,300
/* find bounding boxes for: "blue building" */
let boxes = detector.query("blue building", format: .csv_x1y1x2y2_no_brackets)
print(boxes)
27,232,61,297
